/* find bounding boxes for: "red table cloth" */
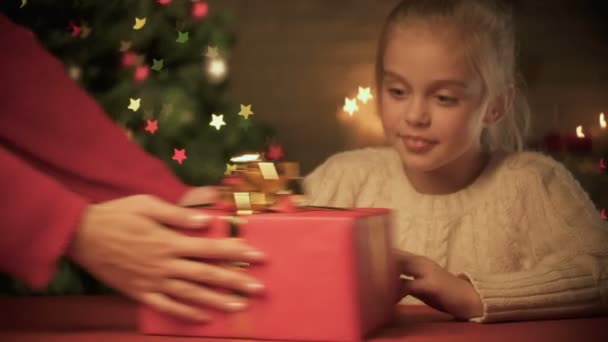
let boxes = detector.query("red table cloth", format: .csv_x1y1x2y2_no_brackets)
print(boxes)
0,296,606,341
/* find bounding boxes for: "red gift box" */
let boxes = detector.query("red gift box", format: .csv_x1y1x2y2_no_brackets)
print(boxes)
138,207,398,341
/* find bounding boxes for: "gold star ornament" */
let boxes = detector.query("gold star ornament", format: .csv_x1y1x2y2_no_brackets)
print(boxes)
133,17,146,30
238,104,254,120
225,163,237,175
128,98,141,112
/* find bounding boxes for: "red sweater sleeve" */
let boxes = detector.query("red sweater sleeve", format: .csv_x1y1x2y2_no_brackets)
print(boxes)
0,15,189,204
0,146,89,289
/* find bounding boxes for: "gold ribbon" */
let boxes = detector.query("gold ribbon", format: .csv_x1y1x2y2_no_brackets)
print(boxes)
222,154,303,215
220,154,303,334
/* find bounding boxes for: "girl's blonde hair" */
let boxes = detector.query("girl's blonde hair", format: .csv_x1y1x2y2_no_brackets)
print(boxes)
376,0,531,152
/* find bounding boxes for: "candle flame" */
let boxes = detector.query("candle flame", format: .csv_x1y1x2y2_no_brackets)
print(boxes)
576,125,585,138
600,112,606,129
230,153,261,163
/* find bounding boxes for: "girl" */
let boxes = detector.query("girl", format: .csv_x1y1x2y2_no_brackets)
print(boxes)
305,0,608,323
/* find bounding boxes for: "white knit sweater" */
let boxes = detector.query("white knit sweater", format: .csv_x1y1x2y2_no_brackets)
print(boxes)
303,147,608,323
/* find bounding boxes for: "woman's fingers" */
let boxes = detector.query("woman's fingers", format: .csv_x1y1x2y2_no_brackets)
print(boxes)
123,195,212,229
172,236,266,262
179,186,220,207
142,196,212,229
161,279,250,313
140,292,210,322
168,259,265,295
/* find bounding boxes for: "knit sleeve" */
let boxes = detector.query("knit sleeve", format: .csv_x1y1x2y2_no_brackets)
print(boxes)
459,155,608,323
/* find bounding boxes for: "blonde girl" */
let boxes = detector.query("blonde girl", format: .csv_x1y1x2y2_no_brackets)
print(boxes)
305,0,608,322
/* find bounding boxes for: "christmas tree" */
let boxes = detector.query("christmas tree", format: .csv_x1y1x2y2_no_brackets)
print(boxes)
0,0,276,295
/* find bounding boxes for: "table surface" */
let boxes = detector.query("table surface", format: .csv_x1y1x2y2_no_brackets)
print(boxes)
0,296,606,342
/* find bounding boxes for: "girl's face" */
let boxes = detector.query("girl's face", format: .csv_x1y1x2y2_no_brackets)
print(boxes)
380,24,489,172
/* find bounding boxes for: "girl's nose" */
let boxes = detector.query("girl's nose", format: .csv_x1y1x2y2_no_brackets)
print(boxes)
403,97,430,127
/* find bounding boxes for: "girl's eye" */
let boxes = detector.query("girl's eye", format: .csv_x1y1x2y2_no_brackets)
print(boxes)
389,88,406,97
436,95,459,105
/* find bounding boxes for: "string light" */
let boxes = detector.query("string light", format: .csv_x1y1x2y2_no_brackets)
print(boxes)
206,57,228,83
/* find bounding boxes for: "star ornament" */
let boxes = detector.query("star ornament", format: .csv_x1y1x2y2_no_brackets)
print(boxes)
205,46,220,59
144,120,158,134
225,163,237,175
151,59,164,71
343,97,359,116
69,21,82,37
80,23,92,38
128,98,141,112
210,114,226,130
133,17,146,30
357,86,373,104
238,104,254,119
120,40,132,52
176,31,189,43
172,148,187,165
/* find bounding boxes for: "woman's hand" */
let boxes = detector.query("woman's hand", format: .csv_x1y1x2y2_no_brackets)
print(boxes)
67,194,266,322
178,186,220,207
396,250,483,320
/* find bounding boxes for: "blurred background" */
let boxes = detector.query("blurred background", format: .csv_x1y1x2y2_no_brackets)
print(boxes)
207,0,608,213
1,0,607,294
208,0,608,171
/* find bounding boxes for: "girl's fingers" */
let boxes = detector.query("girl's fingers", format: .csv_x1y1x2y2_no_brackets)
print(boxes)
400,278,425,297
168,259,265,295
161,279,250,313
140,292,210,322
396,253,427,278
394,249,418,257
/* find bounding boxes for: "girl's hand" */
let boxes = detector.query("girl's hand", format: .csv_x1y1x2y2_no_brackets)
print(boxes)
396,250,483,320
67,194,266,322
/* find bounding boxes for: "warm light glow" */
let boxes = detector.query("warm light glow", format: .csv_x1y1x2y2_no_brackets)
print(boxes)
357,86,373,104
207,58,227,82
600,112,606,129
231,153,261,163
343,97,359,116
209,114,226,130
576,125,586,138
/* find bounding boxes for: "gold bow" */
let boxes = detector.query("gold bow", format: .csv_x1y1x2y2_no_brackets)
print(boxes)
222,153,303,215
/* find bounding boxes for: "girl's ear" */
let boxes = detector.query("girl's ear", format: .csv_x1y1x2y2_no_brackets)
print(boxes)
483,85,514,126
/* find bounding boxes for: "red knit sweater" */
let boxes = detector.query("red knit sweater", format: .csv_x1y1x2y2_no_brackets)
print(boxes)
0,16,190,289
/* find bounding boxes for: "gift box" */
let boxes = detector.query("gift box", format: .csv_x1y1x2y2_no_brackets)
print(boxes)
138,206,398,341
